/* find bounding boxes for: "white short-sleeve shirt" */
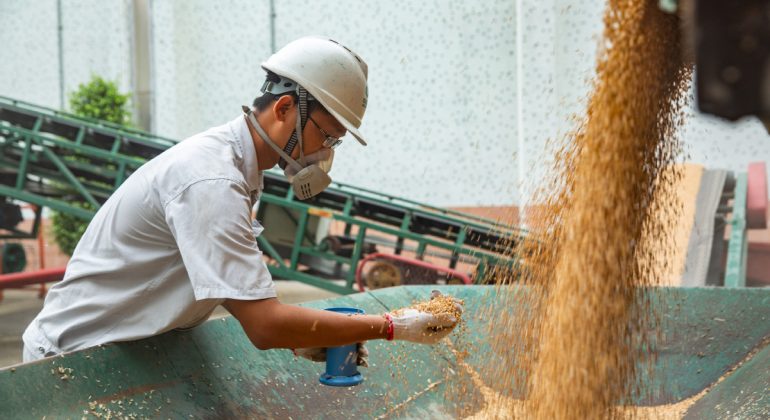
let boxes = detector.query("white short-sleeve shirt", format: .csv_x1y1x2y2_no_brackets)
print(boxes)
23,115,275,357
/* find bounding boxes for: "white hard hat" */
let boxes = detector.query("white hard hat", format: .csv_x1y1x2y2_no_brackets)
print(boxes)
262,36,369,146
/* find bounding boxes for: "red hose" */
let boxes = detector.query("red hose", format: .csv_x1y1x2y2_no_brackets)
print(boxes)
0,267,66,289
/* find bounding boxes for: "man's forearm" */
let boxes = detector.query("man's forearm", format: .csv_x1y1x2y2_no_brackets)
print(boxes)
266,304,388,349
225,298,389,350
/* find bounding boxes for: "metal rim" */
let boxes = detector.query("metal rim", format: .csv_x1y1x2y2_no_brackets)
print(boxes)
364,260,402,290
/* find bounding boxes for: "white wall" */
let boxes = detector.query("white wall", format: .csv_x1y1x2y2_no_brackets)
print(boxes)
0,0,61,106
279,0,519,207
0,0,132,110
515,0,606,205
150,0,519,207
1,0,769,208
151,1,273,139
62,0,133,98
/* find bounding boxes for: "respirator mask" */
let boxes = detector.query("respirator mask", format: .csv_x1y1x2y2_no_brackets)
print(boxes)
243,74,336,200
242,103,334,201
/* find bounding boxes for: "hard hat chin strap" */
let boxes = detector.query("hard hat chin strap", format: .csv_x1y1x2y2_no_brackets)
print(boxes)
242,106,303,172
242,104,332,200
279,86,310,169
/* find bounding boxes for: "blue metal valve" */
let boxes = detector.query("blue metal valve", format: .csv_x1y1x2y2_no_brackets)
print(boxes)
319,307,365,387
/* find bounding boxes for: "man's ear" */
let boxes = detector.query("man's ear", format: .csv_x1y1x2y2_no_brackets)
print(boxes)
273,95,295,122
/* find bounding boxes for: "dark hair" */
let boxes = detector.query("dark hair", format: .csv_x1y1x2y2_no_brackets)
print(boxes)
252,72,324,114
252,92,290,113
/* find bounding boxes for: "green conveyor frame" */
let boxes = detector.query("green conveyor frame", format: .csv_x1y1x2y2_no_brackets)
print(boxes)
0,96,524,294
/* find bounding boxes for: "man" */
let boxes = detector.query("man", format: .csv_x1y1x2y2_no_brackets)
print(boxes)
22,37,459,365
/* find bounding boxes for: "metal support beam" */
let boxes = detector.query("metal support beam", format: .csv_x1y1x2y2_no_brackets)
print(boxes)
725,173,748,287
0,186,93,220
57,0,65,110
131,0,153,131
256,236,288,269
345,227,367,288
40,145,99,208
289,210,309,269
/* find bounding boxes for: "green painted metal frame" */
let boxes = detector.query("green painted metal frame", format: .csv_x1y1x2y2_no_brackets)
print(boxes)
0,95,521,294
257,194,518,292
1,286,768,418
0,203,42,240
263,181,525,259
325,181,524,244
724,173,748,287
0,99,165,221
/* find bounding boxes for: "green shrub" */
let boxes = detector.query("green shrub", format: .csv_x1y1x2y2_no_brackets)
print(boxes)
52,76,132,255
69,75,132,125
51,202,94,256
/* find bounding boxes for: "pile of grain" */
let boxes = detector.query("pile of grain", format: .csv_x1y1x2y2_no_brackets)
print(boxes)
409,294,464,322
472,0,693,418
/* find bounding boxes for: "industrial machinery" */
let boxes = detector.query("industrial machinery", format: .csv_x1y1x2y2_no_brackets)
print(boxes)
0,94,762,292
660,0,770,130
0,95,524,294
671,163,768,288
0,199,33,276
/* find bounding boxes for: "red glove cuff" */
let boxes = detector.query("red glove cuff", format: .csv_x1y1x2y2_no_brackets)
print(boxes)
383,313,395,341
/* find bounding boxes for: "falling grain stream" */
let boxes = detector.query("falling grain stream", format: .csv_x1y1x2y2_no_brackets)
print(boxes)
469,0,693,418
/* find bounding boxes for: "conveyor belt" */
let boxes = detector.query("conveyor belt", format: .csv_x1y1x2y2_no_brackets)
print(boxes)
0,95,525,256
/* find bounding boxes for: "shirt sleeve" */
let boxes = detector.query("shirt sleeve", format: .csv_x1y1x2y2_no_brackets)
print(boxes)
164,178,276,301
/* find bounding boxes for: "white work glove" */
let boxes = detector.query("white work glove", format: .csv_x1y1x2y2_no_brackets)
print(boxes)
292,342,369,367
284,148,334,180
386,291,464,345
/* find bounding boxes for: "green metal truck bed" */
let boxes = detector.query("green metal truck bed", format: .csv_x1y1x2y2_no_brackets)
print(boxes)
1,285,768,418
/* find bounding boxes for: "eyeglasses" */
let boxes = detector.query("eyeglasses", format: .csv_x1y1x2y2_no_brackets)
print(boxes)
308,116,343,149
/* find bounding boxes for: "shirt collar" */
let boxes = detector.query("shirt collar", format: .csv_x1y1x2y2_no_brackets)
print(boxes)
229,115,263,193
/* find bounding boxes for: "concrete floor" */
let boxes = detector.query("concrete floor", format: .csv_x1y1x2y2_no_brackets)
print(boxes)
0,281,339,368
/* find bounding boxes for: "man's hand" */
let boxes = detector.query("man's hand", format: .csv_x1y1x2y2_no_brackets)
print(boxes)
386,291,464,345
388,309,457,344
293,343,369,367
430,290,464,313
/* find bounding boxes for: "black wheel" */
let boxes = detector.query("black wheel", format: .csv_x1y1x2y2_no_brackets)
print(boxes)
1,243,26,274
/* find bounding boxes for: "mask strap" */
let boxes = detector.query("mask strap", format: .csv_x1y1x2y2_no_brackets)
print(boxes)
242,106,303,172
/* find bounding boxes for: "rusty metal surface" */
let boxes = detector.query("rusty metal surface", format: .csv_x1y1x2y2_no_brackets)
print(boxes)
641,287,770,404
684,339,770,419
0,288,462,419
